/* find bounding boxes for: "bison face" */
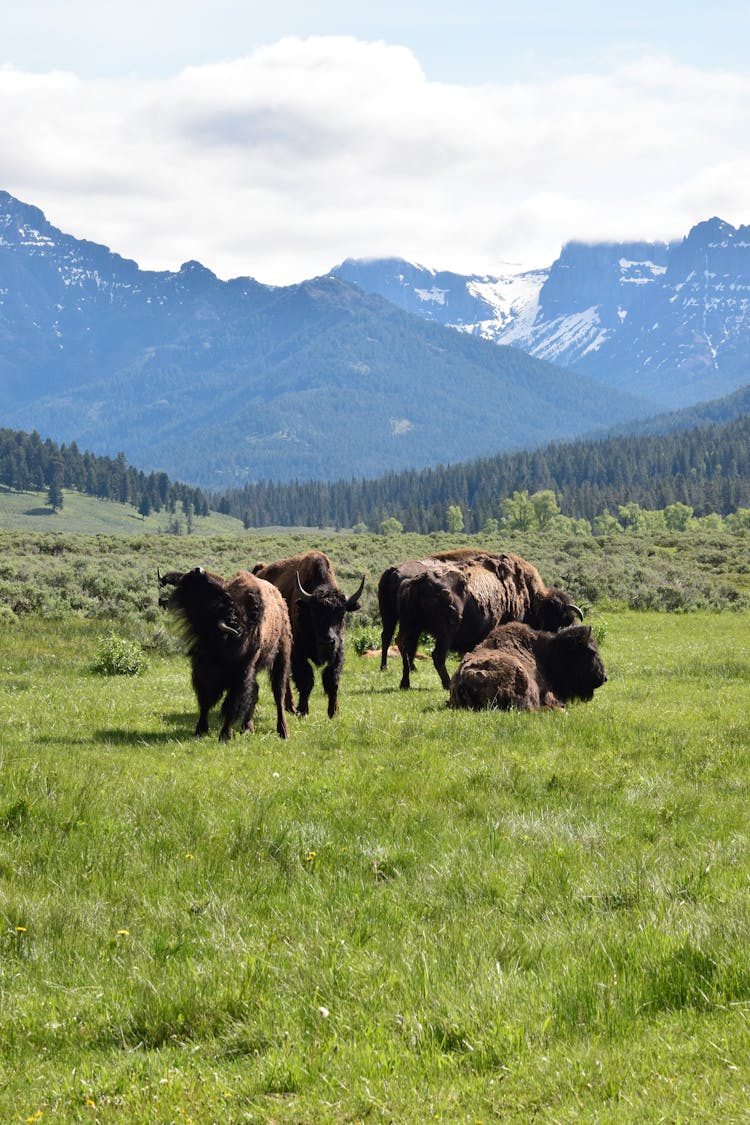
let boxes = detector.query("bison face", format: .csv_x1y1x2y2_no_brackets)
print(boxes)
551,626,607,702
295,573,364,664
298,590,348,663
160,566,245,644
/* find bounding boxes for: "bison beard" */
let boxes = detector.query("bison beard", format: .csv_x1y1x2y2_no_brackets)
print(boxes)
252,551,364,718
449,622,607,712
158,567,292,740
395,554,583,690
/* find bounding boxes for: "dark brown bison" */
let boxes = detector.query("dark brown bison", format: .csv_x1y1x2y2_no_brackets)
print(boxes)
396,553,583,690
377,548,487,670
158,566,292,740
252,551,365,718
448,621,606,711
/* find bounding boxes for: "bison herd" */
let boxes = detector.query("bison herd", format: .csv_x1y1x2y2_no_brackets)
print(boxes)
159,548,606,739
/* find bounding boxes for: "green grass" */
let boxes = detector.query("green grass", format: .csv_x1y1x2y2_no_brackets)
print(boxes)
1,610,749,1121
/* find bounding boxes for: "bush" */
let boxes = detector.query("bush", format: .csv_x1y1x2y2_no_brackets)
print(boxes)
92,632,149,676
350,625,383,656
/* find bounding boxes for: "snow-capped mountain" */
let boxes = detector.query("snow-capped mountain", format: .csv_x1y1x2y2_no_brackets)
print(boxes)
0,191,650,488
333,218,750,409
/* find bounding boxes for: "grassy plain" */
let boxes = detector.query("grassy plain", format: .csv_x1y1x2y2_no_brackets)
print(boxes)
1,602,750,1122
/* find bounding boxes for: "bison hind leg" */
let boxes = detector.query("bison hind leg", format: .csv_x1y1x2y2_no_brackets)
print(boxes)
240,678,260,735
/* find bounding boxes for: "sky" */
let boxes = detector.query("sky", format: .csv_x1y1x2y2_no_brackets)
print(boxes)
2,1,749,285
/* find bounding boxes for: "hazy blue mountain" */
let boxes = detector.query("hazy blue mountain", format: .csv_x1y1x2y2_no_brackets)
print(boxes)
333,218,750,410
0,191,651,488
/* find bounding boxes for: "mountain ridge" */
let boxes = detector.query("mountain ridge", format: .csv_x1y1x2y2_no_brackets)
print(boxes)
332,217,750,409
0,190,652,488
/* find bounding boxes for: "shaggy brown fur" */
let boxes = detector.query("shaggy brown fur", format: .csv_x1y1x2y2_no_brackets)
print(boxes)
395,553,583,690
378,549,581,675
159,567,291,740
449,621,606,712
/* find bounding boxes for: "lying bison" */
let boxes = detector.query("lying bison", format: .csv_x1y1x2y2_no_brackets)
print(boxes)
396,553,583,690
158,566,291,740
449,621,606,711
252,551,365,718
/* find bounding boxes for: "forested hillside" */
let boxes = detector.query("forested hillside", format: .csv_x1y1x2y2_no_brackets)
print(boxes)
3,414,750,535
216,414,750,531
0,429,210,519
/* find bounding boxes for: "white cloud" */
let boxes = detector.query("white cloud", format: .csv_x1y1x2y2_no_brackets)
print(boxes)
1,38,748,284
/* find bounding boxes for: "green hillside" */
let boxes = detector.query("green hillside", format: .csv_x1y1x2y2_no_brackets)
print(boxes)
0,485,246,536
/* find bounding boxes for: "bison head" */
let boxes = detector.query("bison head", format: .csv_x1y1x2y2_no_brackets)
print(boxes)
159,566,244,643
549,625,607,702
295,572,365,661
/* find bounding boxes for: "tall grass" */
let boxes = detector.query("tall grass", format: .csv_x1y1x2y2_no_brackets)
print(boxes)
1,610,749,1121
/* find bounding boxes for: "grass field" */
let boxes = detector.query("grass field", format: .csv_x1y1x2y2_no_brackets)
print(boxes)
1,608,749,1122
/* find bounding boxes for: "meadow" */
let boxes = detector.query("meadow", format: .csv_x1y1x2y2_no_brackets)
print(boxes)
1,527,750,1122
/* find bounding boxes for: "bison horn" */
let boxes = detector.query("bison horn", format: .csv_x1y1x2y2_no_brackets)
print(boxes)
218,620,242,637
296,572,315,601
571,604,584,621
346,575,366,611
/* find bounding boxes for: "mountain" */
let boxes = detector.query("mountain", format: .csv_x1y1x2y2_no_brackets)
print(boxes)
333,218,750,409
0,191,651,488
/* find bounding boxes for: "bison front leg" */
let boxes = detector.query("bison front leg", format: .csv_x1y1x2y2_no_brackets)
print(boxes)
219,669,255,741
322,659,342,718
431,637,452,690
240,678,260,735
191,662,223,737
291,656,315,716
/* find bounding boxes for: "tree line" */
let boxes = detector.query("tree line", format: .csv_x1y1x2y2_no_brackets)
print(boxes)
3,414,750,533
0,429,210,519
214,414,750,531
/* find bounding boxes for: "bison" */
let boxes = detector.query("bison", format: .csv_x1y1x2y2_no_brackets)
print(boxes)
252,551,365,718
377,548,486,670
158,566,292,740
448,621,607,711
395,553,583,690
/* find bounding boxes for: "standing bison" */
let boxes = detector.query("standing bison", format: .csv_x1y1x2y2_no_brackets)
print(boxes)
377,548,486,670
449,621,606,711
396,553,583,690
252,551,365,718
158,566,292,740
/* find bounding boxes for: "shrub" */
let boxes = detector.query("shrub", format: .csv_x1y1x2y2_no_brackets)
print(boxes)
92,632,149,676
350,625,383,656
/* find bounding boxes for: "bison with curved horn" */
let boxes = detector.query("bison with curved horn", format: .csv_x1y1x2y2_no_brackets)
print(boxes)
252,551,365,718
395,552,583,690
158,566,292,740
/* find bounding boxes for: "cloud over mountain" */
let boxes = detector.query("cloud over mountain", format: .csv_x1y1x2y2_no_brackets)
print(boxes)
1,38,749,284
